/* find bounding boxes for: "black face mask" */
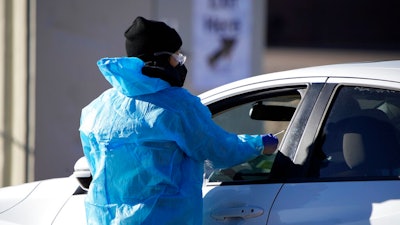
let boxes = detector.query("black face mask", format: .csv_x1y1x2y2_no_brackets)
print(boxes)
174,64,187,87
142,63,187,87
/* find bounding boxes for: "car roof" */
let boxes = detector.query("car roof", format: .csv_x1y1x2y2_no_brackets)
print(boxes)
199,60,400,103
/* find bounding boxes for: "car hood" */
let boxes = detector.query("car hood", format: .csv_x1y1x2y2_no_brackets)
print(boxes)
0,181,40,213
0,177,80,224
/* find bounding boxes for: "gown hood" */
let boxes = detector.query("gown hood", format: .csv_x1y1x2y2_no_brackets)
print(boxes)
97,57,170,97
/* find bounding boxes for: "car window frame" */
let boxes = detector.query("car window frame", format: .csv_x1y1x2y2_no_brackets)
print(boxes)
204,82,326,185
268,83,326,181
300,78,400,182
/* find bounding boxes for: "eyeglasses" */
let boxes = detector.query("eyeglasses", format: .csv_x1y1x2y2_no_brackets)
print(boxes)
154,52,187,65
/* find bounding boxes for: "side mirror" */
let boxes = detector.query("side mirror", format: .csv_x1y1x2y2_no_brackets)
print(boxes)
73,157,92,191
249,102,296,121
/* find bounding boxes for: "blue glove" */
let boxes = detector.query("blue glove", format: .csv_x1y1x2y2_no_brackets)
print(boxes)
262,133,279,146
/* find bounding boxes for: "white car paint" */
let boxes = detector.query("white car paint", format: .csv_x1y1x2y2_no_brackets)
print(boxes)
0,177,79,225
268,181,400,224
202,183,283,224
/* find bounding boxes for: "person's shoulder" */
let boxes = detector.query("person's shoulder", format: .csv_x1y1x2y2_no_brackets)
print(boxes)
82,88,118,110
93,88,120,102
166,88,211,115
164,87,202,104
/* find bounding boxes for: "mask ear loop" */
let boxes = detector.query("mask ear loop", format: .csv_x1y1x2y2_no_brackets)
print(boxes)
136,53,163,66
144,61,154,66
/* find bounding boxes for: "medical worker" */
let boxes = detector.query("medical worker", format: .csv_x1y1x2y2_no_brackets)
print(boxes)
79,16,278,225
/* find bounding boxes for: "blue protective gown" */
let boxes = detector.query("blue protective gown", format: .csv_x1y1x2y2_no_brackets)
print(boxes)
79,57,264,225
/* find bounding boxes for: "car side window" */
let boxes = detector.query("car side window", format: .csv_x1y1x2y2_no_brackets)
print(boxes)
204,88,304,183
317,86,400,179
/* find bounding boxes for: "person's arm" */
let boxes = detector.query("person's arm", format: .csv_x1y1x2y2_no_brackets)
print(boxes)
172,95,277,168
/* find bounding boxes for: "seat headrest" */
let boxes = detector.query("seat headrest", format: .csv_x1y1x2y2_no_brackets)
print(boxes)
341,112,400,173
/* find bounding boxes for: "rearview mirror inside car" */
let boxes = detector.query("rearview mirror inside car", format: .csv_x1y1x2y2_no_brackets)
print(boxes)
249,102,296,121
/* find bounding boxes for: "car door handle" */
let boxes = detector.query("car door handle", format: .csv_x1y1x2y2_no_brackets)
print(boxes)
211,206,264,220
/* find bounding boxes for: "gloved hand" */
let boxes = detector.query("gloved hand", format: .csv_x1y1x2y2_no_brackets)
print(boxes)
262,134,279,146
261,134,279,155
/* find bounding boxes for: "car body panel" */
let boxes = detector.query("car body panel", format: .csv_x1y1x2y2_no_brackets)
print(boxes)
52,194,87,225
0,182,39,213
268,181,400,225
202,183,283,225
200,77,327,106
0,177,78,225
199,60,400,105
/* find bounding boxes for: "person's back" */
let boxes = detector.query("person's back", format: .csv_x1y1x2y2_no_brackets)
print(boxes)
81,88,205,224
79,16,278,225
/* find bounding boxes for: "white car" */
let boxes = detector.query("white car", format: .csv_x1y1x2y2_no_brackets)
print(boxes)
1,60,400,224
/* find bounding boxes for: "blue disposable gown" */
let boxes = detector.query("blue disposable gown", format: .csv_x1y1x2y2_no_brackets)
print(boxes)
79,57,264,225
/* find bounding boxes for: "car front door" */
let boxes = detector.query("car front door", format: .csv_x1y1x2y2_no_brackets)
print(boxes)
202,81,324,225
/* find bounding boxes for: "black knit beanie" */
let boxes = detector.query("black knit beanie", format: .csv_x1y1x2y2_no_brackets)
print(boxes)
124,16,182,58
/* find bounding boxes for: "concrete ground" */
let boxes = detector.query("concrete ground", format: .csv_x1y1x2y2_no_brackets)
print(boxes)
263,47,400,73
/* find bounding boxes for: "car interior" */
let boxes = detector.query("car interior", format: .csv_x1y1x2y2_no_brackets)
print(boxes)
206,89,303,182
318,86,400,179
